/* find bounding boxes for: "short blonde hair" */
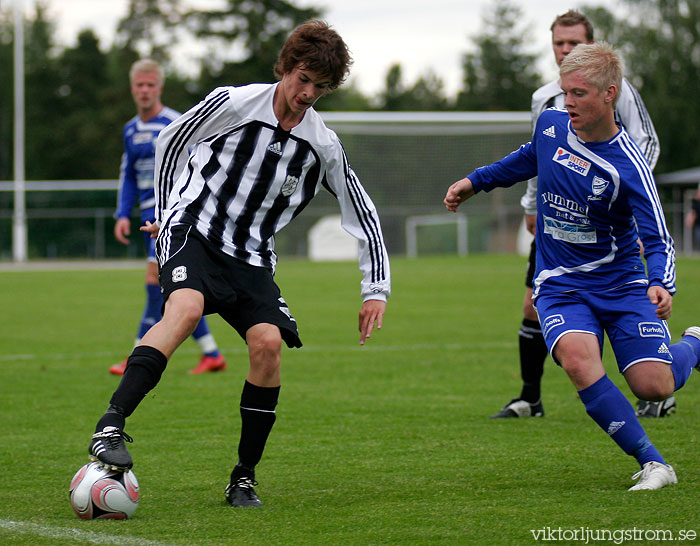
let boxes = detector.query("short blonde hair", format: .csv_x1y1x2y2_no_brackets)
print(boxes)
129,59,164,86
560,42,623,107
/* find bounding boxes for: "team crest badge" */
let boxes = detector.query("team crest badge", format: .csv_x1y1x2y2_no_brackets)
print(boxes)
281,175,300,197
592,176,609,196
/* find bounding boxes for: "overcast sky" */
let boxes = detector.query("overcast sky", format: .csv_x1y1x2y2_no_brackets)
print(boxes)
43,0,609,96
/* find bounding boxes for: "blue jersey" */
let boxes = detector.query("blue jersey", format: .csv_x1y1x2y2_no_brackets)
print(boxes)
469,108,675,298
116,107,181,222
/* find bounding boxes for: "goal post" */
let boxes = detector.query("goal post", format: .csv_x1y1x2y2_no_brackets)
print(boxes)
405,213,468,258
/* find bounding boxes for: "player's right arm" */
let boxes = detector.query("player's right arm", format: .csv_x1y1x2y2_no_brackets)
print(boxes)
616,78,660,170
154,87,237,224
444,178,475,211
115,132,138,244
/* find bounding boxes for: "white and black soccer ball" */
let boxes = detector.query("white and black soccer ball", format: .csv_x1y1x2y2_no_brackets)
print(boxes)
69,461,139,519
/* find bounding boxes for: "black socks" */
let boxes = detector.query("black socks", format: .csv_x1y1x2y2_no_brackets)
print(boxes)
518,318,548,403
109,345,168,418
237,381,280,472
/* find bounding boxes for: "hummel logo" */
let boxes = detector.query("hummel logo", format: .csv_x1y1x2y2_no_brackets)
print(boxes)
607,420,625,436
543,125,556,138
267,141,282,155
658,343,670,355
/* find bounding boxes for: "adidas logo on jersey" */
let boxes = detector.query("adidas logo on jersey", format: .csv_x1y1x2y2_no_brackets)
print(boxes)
543,125,556,138
658,343,671,355
607,420,625,436
267,141,283,155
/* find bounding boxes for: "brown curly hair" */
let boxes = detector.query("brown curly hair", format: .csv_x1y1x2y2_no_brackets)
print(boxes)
274,20,352,90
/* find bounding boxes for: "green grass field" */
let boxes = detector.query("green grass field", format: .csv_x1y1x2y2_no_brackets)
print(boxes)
1,255,699,546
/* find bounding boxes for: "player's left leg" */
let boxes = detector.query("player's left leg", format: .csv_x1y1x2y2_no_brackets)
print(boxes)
226,323,282,508
538,291,675,490
556,333,674,490
601,288,700,489
218,261,302,507
492,242,547,419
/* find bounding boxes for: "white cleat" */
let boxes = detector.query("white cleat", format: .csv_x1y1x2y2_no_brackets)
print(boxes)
681,326,700,370
682,326,700,341
628,461,677,491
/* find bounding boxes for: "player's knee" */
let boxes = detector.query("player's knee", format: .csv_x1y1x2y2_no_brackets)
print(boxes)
630,384,671,402
625,362,675,401
629,379,674,402
165,295,204,334
248,325,282,361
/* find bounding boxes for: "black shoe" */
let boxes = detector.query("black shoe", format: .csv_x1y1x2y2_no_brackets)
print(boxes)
490,398,544,418
89,426,133,471
636,397,676,418
226,476,262,507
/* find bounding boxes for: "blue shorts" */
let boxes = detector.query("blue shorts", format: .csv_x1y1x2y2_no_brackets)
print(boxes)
534,283,672,373
141,228,157,263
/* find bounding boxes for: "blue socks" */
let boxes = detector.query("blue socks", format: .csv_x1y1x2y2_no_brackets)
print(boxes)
138,284,163,339
191,317,220,357
578,375,664,466
669,333,700,390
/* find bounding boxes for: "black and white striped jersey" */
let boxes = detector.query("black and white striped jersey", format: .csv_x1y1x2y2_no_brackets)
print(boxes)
154,83,390,302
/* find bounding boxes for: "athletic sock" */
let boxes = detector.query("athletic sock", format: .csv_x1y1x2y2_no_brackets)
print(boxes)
109,346,168,418
230,462,256,482
669,339,697,391
578,375,664,466
680,332,700,362
137,284,163,339
191,318,220,357
95,405,126,433
237,381,280,470
518,318,548,403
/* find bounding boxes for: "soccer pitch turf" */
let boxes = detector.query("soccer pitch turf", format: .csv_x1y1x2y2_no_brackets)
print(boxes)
1,254,698,545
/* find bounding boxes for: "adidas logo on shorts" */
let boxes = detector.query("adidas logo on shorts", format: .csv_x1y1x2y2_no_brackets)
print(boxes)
657,343,670,355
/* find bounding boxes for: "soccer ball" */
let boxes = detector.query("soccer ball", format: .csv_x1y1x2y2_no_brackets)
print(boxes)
69,462,139,519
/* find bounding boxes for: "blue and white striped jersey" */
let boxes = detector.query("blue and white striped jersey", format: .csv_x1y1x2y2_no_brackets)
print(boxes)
469,108,675,298
116,106,181,222
154,83,390,302
520,77,659,214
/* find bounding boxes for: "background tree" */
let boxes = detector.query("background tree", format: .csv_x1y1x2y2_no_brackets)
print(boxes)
378,64,448,111
23,2,64,180
186,0,320,90
115,0,184,68
456,0,541,111
0,7,13,180
583,0,700,173
52,30,115,179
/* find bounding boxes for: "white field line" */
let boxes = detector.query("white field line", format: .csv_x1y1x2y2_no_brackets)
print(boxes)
0,341,515,362
0,518,174,546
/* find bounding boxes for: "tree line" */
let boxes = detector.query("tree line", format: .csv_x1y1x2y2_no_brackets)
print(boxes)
0,0,698,181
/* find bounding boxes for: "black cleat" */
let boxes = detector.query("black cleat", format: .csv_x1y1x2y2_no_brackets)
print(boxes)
225,476,262,507
490,398,544,418
89,426,133,471
636,397,676,418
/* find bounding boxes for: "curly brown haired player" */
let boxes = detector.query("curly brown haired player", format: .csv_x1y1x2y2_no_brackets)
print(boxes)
87,20,391,508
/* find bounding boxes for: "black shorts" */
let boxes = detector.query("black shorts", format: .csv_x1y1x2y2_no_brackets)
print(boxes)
525,239,536,289
157,224,302,348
